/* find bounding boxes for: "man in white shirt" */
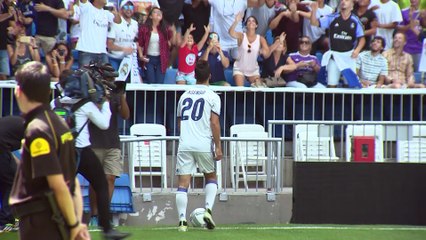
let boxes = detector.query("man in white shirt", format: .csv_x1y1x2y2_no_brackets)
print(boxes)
175,60,222,232
208,0,263,59
76,0,121,67
375,0,402,50
107,0,139,71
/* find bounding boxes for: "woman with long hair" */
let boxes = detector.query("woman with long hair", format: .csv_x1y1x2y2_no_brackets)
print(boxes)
46,42,74,80
229,13,273,87
138,7,176,84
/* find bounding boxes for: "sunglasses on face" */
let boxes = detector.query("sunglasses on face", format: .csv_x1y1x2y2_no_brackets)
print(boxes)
299,40,310,45
122,5,134,10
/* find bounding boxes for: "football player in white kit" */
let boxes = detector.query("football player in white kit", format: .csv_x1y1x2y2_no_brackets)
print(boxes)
175,60,223,232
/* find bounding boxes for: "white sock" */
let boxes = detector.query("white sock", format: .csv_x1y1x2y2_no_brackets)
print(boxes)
205,182,218,211
176,189,188,221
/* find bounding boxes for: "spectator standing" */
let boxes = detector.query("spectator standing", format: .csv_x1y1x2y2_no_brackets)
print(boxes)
397,0,425,72
301,0,333,55
286,36,325,88
45,42,73,80
17,0,36,36
199,32,231,86
269,0,309,53
375,0,402,51
208,0,263,59
353,0,378,51
33,0,68,55
175,60,222,232
138,7,176,84
356,36,388,88
382,32,425,88
11,62,89,240
309,0,365,88
176,23,210,85
229,13,274,87
107,0,139,71
0,0,17,80
76,0,121,67
182,0,211,43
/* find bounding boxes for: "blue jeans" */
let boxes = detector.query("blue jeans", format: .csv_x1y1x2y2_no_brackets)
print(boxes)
78,51,109,68
108,57,122,71
145,55,165,84
0,50,10,77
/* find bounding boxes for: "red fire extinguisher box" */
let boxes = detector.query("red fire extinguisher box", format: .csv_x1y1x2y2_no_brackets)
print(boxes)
351,136,375,162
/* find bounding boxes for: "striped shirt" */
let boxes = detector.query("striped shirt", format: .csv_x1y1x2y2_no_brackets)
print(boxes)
356,51,388,83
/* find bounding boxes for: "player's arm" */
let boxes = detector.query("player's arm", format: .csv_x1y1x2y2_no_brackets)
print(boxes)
210,112,222,161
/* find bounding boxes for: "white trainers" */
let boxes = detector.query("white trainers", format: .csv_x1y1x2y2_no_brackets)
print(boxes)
178,220,188,232
203,208,216,230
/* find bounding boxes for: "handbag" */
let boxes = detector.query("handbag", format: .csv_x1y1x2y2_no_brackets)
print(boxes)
297,71,317,87
262,76,286,88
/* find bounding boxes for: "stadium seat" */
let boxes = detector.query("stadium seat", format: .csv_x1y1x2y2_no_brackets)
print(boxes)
294,124,338,161
110,174,134,213
78,173,134,213
71,50,79,70
129,123,167,191
414,72,424,84
164,68,177,84
397,125,426,162
230,124,268,190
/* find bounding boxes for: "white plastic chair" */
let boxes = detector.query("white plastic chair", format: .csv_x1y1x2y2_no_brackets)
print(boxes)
230,124,268,189
397,125,426,162
294,124,338,161
345,125,384,162
129,123,167,190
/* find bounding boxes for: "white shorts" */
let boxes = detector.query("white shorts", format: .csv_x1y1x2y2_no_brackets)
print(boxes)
176,151,215,175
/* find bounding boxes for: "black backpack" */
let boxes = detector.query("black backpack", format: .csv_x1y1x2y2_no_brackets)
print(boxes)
53,98,90,138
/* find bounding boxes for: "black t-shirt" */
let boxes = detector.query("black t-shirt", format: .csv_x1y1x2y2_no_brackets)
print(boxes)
89,94,121,149
34,0,64,37
10,105,77,203
327,14,362,52
353,9,377,50
182,2,210,43
0,2,12,50
261,54,289,78
158,0,184,26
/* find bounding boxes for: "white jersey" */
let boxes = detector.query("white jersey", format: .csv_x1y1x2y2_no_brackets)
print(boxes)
76,1,115,54
107,16,139,59
177,85,221,152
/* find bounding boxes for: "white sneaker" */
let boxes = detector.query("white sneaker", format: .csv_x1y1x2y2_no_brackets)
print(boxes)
178,220,188,232
203,208,216,230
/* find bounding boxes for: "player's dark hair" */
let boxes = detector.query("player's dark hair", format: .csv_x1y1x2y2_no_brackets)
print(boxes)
15,61,51,104
195,60,211,84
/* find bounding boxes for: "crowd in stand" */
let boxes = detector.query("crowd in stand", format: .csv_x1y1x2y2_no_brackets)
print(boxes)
0,0,425,88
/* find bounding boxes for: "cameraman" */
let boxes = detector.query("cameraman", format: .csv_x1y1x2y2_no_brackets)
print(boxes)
46,42,74,80
57,68,130,239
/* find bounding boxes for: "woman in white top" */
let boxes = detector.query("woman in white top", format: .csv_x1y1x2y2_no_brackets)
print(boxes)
229,13,274,87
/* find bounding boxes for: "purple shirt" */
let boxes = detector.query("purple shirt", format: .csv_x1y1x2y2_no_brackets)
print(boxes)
286,52,319,82
401,8,423,54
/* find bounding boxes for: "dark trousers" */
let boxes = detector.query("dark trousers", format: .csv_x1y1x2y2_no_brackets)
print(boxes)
0,152,16,226
19,208,65,240
77,147,111,232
